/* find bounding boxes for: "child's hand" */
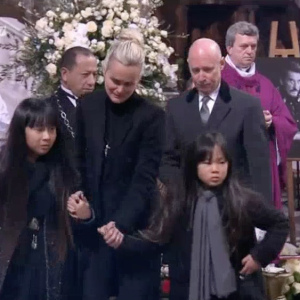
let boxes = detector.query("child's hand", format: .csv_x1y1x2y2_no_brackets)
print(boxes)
67,191,91,220
98,221,124,249
240,254,261,275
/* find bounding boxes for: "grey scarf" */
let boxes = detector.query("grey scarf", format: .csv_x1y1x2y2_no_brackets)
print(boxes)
188,190,237,300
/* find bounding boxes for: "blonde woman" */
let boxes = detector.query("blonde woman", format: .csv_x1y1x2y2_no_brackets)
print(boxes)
68,28,165,300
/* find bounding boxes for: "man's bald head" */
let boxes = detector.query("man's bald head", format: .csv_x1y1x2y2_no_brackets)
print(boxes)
188,38,222,61
187,38,224,95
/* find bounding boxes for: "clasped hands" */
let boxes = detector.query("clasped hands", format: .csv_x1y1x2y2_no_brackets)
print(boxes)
67,191,123,249
263,110,272,128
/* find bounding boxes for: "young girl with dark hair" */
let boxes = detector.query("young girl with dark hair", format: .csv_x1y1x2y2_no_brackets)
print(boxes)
0,98,80,300
166,131,289,300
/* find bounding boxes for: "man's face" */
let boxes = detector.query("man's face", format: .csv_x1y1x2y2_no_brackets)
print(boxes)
61,54,98,97
282,70,300,98
188,48,223,95
227,34,258,68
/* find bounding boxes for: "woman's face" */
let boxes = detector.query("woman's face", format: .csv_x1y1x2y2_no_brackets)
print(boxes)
104,59,141,104
25,126,57,161
197,145,228,187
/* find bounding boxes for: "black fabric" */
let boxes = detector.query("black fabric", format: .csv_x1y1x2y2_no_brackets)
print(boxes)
75,89,165,300
166,189,288,300
0,161,80,300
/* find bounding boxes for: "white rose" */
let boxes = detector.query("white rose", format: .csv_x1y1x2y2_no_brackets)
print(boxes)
160,30,168,38
127,0,139,6
114,26,121,33
158,42,167,52
120,12,129,21
49,22,54,28
87,21,97,33
49,39,54,45
130,11,139,20
97,41,106,52
163,64,171,76
107,12,114,20
101,9,107,16
81,8,93,18
46,10,57,18
148,51,157,62
60,12,69,20
293,282,300,295
45,63,57,76
101,20,114,37
168,47,174,54
62,22,73,33
75,13,82,21
114,18,122,26
35,17,48,31
154,82,160,89
102,0,116,8
23,36,29,42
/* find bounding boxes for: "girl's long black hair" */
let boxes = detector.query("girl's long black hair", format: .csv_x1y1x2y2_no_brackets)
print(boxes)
143,131,260,250
0,98,78,259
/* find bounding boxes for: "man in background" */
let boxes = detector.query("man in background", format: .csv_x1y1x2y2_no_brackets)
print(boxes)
222,21,297,208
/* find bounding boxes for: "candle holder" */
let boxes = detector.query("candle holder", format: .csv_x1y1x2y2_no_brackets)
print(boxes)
263,271,291,300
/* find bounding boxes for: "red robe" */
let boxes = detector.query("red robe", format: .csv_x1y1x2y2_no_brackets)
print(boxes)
222,63,297,208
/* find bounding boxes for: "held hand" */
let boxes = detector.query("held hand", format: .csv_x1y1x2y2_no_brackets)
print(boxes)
240,254,261,275
263,110,272,128
67,191,91,220
97,221,124,249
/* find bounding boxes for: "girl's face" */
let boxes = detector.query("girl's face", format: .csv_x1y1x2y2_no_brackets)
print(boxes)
197,145,228,187
25,126,57,161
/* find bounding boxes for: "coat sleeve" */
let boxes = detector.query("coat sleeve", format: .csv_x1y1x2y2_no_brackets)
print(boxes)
159,101,181,183
243,98,273,203
111,107,165,233
247,197,289,267
270,86,297,185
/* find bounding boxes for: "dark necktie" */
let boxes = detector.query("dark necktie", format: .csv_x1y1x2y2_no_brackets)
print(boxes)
200,96,210,124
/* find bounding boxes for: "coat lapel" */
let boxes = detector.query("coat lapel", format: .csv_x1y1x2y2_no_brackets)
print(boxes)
207,80,232,129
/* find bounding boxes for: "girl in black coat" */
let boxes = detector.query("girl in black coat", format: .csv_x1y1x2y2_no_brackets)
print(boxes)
165,131,289,300
0,98,80,300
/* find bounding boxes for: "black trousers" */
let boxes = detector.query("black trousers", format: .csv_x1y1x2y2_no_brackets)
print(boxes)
81,241,161,300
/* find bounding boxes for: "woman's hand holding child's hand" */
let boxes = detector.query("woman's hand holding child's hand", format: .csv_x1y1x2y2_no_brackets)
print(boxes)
240,254,261,275
67,191,92,220
98,221,124,249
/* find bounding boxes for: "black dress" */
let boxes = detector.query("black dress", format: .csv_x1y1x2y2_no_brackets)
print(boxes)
0,161,80,300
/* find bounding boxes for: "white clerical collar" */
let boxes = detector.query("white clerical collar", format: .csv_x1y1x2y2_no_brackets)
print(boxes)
225,55,256,78
199,83,220,102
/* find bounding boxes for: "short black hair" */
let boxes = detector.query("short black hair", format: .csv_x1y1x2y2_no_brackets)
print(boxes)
59,46,95,70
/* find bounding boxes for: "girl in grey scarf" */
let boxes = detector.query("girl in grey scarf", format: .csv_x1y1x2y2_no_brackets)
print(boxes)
167,131,288,300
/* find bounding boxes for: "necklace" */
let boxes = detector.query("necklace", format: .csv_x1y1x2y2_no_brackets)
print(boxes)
54,90,75,138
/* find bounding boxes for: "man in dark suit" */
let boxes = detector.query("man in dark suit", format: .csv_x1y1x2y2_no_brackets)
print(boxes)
160,37,273,300
160,38,272,204
47,46,97,144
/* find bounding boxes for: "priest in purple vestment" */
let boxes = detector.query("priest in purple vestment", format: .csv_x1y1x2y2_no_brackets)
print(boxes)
222,21,297,208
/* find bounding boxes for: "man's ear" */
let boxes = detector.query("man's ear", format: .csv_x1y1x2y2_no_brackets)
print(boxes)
60,67,68,82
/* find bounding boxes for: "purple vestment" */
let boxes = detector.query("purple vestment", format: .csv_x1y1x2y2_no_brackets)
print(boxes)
222,63,297,208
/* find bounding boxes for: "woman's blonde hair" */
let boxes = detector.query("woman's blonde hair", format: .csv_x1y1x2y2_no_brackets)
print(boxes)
102,28,145,76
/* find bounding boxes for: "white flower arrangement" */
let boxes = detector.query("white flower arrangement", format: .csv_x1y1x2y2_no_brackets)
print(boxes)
8,0,177,102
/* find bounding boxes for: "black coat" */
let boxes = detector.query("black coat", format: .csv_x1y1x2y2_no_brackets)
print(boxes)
76,89,165,234
0,161,80,300
160,80,272,204
75,90,165,300
166,192,289,300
